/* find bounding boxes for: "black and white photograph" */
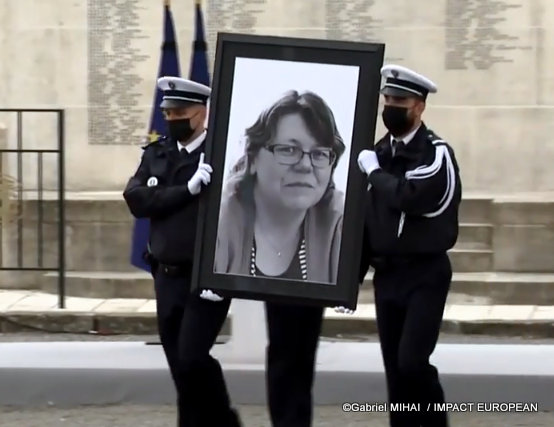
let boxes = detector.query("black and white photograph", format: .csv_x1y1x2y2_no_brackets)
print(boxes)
192,33,385,308
213,57,359,285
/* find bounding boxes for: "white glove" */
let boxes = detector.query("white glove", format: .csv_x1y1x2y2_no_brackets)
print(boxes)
187,153,213,195
334,306,355,315
199,289,224,302
357,150,380,175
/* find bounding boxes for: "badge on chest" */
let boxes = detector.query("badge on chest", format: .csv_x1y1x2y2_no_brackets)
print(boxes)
147,176,159,187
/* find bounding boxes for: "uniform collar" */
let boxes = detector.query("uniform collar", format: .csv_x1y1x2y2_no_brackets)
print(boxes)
390,123,421,146
177,130,206,153
376,123,429,165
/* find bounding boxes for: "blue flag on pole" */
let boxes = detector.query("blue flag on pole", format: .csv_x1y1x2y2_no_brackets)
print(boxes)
130,1,181,272
190,0,211,86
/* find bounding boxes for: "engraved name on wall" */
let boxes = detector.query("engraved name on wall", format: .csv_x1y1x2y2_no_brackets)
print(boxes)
206,0,267,67
325,0,403,62
445,0,531,70
87,0,149,145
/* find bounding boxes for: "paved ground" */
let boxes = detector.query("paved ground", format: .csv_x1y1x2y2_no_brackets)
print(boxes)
2,289,554,323
1,334,552,426
1,289,553,338
0,404,552,426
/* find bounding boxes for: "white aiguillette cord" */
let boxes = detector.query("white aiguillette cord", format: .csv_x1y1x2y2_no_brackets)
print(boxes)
397,140,456,237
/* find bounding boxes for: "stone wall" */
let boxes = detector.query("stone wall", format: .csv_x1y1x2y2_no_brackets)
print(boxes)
1,196,552,283
0,0,552,194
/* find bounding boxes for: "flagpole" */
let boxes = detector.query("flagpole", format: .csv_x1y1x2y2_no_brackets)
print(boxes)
130,0,180,273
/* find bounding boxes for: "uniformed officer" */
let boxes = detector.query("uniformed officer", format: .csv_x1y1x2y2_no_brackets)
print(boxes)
356,64,462,427
123,77,241,427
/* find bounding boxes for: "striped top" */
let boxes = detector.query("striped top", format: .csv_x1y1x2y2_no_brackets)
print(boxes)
250,237,307,281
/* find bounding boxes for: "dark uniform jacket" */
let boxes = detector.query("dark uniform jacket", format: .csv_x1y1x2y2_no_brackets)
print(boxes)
359,123,462,280
123,135,205,266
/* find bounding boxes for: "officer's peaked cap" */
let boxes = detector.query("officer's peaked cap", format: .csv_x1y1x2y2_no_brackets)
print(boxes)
380,64,437,100
157,76,211,108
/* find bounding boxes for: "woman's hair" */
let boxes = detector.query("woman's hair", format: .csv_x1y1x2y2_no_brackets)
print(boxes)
224,90,346,201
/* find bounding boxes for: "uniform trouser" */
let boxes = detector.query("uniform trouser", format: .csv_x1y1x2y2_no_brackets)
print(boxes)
153,268,241,427
373,253,451,427
265,301,324,427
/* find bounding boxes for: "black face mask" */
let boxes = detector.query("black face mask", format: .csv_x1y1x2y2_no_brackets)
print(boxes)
167,119,195,142
382,105,415,137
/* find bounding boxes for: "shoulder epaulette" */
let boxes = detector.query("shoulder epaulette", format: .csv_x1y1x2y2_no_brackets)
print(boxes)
141,135,167,150
426,129,447,146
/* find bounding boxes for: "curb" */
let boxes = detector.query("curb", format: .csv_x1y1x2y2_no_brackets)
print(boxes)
0,312,552,338
35,271,554,305
0,312,230,336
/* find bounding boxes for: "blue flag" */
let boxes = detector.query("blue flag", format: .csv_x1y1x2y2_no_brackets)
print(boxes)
130,2,181,272
189,0,211,86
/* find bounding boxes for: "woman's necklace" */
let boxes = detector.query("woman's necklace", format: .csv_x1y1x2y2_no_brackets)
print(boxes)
254,226,299,257
251,238,307,280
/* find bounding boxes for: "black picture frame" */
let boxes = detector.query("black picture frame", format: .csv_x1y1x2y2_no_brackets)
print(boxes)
191,32,384,309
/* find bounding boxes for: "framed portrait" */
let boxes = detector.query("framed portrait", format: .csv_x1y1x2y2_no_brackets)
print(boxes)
191,32,385,309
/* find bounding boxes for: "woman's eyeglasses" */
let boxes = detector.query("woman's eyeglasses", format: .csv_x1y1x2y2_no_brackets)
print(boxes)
265,145,336,168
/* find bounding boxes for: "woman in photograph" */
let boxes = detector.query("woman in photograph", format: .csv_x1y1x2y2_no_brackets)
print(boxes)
215,89,346,284
214,89,346,427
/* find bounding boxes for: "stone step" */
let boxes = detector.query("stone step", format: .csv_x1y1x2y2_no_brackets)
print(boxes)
36,271,554,305
0,290,552,338
0,240,493,295
0,221,492,289
450,273,554,305
41,271,155,299
4,238,493,293
458,196,492,224
448,248,492,272
455,223,492,250
3,196,495,275
361,272,554,305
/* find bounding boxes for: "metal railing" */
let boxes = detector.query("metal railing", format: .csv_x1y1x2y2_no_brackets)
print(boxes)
0,109,65,308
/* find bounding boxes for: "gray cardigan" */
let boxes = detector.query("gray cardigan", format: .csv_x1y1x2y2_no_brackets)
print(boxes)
214,189,344,285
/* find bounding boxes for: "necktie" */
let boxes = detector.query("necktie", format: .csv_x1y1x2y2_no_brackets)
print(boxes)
392,140,403,156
